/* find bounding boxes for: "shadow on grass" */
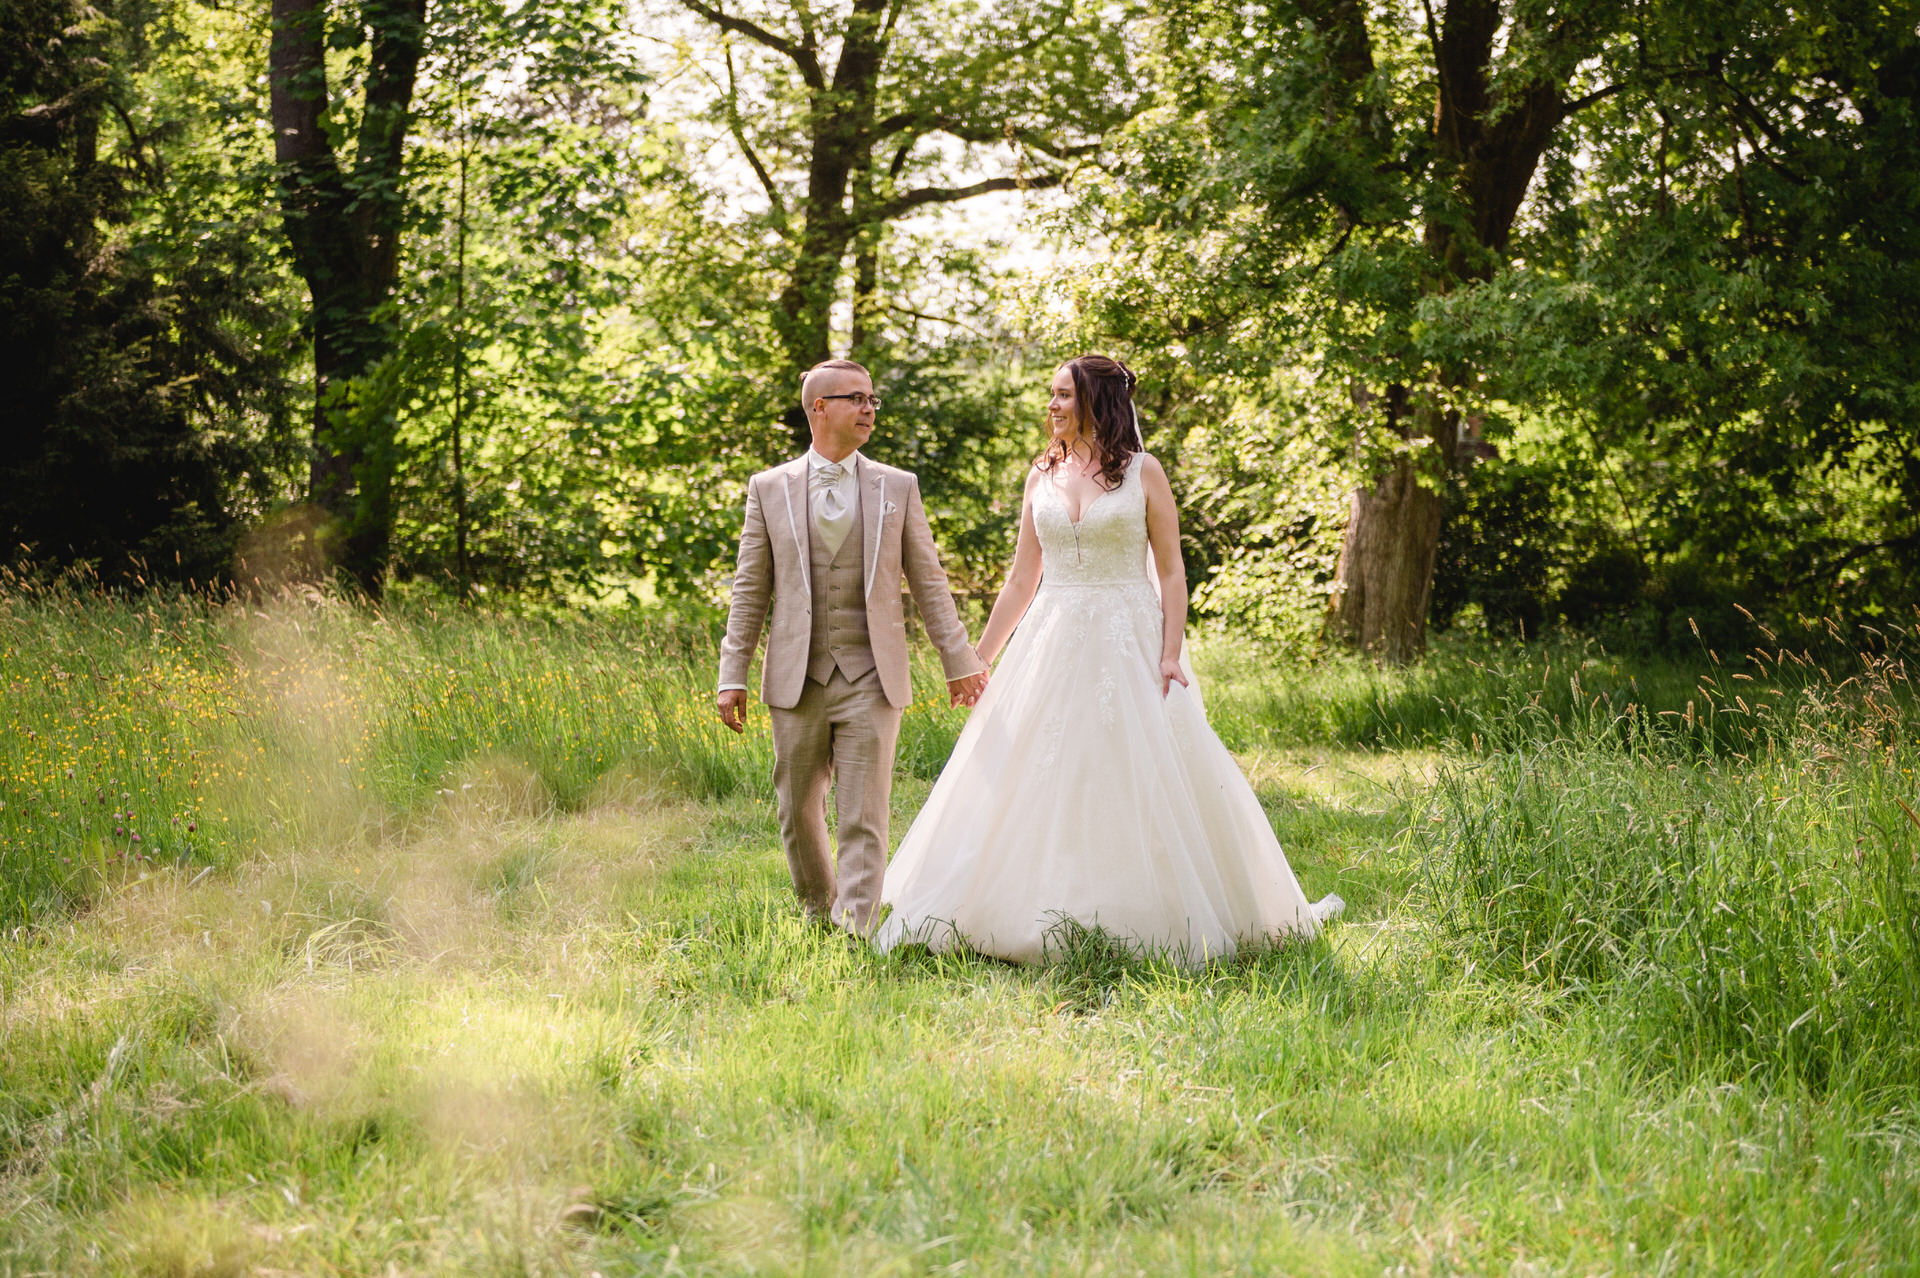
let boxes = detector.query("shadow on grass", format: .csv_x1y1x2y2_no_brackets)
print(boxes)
877,913,1364,1020
1045,918,1367,1016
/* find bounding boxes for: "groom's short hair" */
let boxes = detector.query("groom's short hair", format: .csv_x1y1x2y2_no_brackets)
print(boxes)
801,358,870,411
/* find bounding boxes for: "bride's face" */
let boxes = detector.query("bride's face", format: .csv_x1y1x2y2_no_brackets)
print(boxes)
1047,368,1080,442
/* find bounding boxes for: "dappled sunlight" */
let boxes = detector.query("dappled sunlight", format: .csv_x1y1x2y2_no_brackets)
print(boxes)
100,1191,258,1278
233,984,367,1111
1236,746,1444,801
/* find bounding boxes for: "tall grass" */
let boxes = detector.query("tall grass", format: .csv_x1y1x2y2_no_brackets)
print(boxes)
1197,632,1706,750
7,580,1916,1077
6,584,1920,1271
1,583,977,927
1409,621,1920,1093
1199,612,1918,757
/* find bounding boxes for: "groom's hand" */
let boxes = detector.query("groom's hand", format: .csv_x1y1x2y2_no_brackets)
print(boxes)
947,672,987,708
716,689,748,734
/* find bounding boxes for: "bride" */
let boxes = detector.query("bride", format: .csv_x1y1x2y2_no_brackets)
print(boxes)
873,354,1344,963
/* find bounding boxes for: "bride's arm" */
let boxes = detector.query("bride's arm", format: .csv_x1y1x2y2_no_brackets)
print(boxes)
1140,455,1190,695
973,470,1045,665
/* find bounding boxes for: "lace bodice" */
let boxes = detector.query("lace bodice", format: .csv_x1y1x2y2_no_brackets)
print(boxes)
1033,453,1151,587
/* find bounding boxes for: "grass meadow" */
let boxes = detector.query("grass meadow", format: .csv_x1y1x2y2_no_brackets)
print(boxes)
2,580,1918,1275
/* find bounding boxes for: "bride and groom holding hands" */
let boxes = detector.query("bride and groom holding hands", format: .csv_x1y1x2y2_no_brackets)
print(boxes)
716,355,1342,963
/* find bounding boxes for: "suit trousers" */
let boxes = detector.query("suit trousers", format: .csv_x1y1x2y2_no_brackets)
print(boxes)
766,664,903,934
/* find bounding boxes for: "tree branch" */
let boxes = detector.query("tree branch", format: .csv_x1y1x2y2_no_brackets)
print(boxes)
869,17,1073,141
871,108,921,139
723,43,787,224
790,0,819,54
1784,531,1920,588
108,98,163,187
873,108,1105,172
676,0,824,89
935,121,1102,159
1562,82,1624,116
874,170,1065,220
352,0,427,288
269,0,338,175
1298,0,1376,86
888,303,988,337
1303,219,1357,280
1715,75,1811,185
1716,71,1793,151
1419,0,1451,124
354,0,427,181
1725,105,1810,186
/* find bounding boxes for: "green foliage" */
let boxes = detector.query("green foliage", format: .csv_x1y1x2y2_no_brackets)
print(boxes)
1429,457,1561,638
6,0,1916,645
860,348,1047,596
1434,0,1920,622
0,0,302,584
1058,0,1920,646
1173,378,1354,646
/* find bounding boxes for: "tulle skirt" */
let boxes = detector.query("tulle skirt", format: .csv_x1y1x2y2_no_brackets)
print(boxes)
873,577,1343,964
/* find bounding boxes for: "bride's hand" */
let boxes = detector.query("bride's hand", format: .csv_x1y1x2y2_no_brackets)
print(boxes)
1160,658,1188,699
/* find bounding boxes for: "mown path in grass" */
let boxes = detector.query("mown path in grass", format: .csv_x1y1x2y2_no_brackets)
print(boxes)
3,594,1918,1275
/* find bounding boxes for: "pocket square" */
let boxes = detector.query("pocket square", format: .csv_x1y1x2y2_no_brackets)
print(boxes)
882,500,899,516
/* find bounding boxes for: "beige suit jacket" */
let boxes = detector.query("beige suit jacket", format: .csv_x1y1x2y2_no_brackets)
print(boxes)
718,453,985,710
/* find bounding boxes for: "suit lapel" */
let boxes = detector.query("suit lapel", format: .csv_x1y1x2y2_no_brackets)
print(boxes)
781,455,811,595
858,455,884,600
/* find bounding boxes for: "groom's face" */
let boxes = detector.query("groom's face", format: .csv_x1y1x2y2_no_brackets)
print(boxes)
807,369,876,458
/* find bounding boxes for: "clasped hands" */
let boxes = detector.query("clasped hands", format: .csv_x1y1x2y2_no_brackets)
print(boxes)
947,668,987,708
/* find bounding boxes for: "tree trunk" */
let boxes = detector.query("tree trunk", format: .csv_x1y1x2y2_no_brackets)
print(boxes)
776,214,843,449
1325,457,1443,662
768,0,893,450
269,0,425,594
849,163,881,360
451,140,472,601
1324,0,1588,661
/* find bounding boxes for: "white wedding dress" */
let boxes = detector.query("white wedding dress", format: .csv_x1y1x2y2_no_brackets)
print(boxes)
872,454,1344,964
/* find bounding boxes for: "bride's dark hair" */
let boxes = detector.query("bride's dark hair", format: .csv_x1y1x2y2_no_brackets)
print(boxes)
1038,354,1140,490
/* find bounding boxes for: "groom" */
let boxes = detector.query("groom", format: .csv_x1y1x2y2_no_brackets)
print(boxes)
716,359,988,934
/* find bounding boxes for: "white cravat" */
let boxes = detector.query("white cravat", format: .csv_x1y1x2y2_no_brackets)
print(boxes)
809,449,858,560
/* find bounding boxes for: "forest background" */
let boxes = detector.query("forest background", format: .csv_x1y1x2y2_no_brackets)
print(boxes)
3,0,1918,657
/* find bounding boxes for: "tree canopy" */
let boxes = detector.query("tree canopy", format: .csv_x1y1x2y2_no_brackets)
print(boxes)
0,0,1914,653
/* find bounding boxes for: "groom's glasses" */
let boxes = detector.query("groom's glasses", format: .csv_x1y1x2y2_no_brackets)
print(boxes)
819,393,883,411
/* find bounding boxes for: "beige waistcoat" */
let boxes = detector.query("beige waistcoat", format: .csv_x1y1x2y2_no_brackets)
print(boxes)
806,488,876,685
